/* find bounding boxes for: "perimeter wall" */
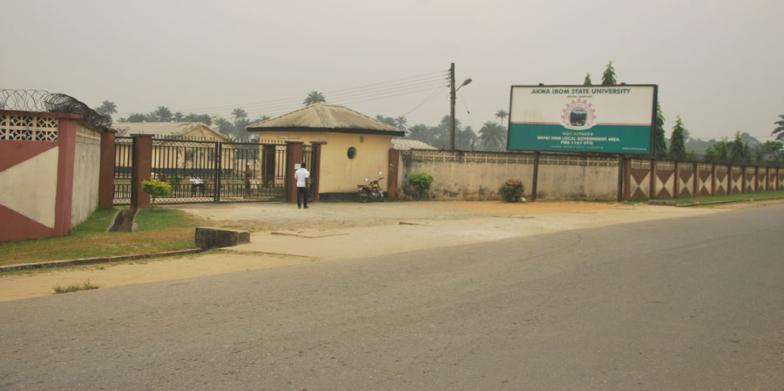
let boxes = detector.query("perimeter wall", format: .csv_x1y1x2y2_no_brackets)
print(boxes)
399,149,783,201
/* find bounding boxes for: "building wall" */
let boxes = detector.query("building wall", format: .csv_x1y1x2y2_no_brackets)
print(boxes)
71,124,102,226
255,131,394,193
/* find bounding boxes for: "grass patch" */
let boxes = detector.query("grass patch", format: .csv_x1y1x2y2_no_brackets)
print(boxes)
0,207,200,267
655,190,784,206
53,280,99,294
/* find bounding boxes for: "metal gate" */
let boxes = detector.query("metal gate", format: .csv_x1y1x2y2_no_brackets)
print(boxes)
113,137,290,204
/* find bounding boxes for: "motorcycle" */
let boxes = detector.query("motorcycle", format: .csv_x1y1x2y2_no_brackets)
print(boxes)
357,172,385,203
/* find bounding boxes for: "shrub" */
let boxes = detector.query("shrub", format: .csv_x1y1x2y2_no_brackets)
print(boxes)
142,179,172,206
406,172,433,199
499,179,524,202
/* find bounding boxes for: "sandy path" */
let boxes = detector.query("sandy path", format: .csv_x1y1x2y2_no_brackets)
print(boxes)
230,204,718,261
0,202,719,302
0,252,315,302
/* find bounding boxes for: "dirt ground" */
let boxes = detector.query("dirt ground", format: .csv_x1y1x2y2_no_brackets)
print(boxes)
0,201,727,301
174,200,620,232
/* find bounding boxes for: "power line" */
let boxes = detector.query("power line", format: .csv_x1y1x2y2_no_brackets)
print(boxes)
402,86,448,117
200,79,449,119
117,69,449,115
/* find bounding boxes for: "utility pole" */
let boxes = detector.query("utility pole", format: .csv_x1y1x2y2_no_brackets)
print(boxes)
449,62,456,151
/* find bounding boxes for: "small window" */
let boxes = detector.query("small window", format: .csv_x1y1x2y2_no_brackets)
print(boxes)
347,146,357,159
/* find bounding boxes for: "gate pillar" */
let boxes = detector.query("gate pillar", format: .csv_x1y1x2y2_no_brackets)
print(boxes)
131,134,153,210
286,141,304,203
388,148,400,199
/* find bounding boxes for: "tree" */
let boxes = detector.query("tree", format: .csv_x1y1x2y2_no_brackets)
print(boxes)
183,113,212,125
456,126,478,150
583,73,592,86
375,115,398,128
773,114,784,141
495,109,508,127
669,116,687,160
214,117,234,137
150,106,173,122
479,121,506,151
729,132,751,163
653,103,667,158
751,140,783,163
231,108,248,122
704,138,730,163
95,101,117,117
303,91,326,105
173,112,184,121
601,61,617,86
395,116,408,132
126,113,147,122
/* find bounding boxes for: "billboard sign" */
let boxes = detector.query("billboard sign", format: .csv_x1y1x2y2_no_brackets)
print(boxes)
507,84,657,154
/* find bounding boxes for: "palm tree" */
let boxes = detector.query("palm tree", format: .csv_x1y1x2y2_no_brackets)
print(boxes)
394,116,408,132
231,108,248,121
774,114,784,141
95,101,117,117
479,121,505,151
303,91,326,105
152,106,173,122
495,109,508,127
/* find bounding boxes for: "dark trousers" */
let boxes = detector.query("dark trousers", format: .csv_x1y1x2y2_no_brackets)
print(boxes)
297,187,308,208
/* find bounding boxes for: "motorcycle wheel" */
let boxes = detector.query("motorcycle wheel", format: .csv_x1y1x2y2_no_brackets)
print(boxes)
359,193,369,203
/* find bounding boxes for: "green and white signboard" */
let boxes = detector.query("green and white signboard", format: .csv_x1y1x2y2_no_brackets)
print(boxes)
507,85,657,154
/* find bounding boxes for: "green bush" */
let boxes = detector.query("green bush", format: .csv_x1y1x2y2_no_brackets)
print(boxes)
499,179,524,202
142,179,172,206
406,172,433,199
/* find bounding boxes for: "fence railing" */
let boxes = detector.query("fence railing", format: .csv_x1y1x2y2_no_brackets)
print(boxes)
113,137,291,204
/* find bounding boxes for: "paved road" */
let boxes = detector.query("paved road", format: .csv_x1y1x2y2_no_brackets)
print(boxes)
2,205,783,390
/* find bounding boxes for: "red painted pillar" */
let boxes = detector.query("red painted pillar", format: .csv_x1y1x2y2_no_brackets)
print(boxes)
649,159,656,199
741,166,746,193
131,134,153,209
286,142,304,203
54,118,77,236
388,148,400,200
98,130,116,209
754,166,759,192
692,162,698,196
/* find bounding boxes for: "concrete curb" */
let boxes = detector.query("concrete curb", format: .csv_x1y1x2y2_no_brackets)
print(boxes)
650,196,784,208
0,248,205,273
676,197,784,207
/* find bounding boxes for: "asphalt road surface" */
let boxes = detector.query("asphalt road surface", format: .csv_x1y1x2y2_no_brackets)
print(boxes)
2,205,783,390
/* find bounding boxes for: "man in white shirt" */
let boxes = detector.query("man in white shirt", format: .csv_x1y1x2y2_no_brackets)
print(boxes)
294,163,310,209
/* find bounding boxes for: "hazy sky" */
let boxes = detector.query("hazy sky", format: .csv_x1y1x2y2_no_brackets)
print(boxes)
1,0,782,141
